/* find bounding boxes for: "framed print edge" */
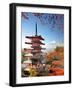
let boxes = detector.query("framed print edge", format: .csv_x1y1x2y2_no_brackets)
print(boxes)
9,3,71,87
9,3,16,86
69,7,71,83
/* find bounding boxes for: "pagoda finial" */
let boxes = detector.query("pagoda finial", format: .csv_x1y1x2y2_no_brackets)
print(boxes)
35,23,37,36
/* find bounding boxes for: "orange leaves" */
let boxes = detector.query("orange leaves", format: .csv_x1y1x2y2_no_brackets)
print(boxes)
49,68,64,76
46,47,64,62
52,61,63,66
46,47,64,76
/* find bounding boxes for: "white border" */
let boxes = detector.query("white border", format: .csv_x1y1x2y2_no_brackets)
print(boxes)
16,6,69,84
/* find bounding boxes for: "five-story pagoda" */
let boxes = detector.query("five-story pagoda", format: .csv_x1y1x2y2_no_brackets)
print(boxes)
25,23,45,64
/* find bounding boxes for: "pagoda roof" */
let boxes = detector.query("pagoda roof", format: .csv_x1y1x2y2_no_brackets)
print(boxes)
31,46,45,50
26,35,44,40
31,51,42,53
33,48,45,50
25,42,45,45
31,40,44,43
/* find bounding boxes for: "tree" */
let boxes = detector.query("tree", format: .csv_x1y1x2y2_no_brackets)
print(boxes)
22,12,64,31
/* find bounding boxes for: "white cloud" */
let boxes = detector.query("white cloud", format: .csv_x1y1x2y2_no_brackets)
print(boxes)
45,41,64,52
49,40,56,44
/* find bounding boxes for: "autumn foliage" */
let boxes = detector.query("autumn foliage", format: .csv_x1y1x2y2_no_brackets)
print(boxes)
46,47,64,76
49,68,64,76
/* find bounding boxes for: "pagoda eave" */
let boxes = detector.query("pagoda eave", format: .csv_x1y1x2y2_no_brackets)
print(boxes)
26,36,44,40
25,42,32,44
31,51,42,54
25,42,45,45
31,47,46,50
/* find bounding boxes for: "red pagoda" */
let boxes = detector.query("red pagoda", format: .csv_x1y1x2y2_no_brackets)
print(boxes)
25,23,45,64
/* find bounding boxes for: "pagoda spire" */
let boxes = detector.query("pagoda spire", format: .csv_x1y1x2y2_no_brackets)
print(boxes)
35,23,37,36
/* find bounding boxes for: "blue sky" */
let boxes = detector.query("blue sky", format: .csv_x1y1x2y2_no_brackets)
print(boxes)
21,12,64,51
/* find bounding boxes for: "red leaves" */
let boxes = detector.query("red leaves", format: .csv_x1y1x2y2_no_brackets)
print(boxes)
49,68,64,76
52,61,63,66
22,12,64,32
47,47,64,61
47,47,64,76
22,12,29,19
